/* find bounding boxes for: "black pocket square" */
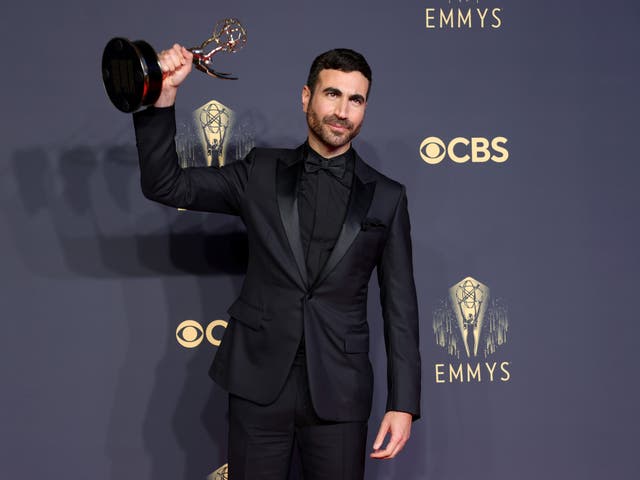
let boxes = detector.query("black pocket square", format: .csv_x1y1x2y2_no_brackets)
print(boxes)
361,217,387,231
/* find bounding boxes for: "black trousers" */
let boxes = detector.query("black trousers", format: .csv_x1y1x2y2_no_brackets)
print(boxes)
228,355,368,480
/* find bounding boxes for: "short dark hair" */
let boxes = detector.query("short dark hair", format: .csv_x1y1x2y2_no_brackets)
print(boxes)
306,48,372,98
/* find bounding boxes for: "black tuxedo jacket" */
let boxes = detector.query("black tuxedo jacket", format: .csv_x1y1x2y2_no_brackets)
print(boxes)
134,106,420,422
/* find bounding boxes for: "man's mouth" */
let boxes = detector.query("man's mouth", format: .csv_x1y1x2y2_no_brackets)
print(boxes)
326,121,350,132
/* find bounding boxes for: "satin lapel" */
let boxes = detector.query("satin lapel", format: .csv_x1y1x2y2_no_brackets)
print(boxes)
276,157,308,289
312,173,376,289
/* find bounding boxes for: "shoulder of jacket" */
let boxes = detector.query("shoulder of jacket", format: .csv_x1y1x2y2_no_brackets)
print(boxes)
357,158,405,194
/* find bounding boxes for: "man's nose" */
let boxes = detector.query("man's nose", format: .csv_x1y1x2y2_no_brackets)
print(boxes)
334,98,348,118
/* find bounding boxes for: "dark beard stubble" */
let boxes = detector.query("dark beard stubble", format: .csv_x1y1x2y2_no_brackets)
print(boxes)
306,103,361,151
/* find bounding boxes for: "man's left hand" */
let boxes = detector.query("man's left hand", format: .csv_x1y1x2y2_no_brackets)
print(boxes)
370,411,412,459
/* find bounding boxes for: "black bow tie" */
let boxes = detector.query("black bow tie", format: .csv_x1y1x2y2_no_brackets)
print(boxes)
304,155,347,179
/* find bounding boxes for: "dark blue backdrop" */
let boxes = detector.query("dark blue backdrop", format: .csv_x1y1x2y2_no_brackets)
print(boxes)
1,1,639,479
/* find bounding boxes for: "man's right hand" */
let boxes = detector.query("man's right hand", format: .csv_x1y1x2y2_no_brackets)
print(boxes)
154,44,193,107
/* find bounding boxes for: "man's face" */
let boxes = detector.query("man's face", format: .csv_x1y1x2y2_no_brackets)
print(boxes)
302,69,369,157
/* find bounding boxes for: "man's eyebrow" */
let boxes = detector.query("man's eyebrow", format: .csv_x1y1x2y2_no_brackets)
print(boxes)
349,93,366,103
323,87,342,95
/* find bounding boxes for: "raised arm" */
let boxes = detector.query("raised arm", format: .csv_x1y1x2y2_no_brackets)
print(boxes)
133,44,253,216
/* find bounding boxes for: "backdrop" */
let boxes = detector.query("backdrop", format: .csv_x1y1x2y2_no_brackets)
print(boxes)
1,1,639,479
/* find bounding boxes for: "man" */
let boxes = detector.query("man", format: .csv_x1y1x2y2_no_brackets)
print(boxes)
133,45,421,479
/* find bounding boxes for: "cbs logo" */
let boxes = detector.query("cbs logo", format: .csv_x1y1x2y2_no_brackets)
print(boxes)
420,136,509,164
176,319,228,348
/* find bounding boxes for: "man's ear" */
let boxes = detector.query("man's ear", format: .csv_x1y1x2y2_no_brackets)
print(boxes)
301,85,311,113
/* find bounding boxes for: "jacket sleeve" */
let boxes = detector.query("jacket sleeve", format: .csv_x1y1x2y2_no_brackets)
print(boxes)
377,185,421,420
133,105,253,216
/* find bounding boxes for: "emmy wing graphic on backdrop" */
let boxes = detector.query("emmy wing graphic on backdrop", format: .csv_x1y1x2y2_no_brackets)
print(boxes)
433,276,509,359
207,463,228,480
195,100,233,167
173,99,255,168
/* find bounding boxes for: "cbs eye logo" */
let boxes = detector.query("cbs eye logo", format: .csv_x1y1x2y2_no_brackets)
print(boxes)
420,136,509,164
176,319,228,348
